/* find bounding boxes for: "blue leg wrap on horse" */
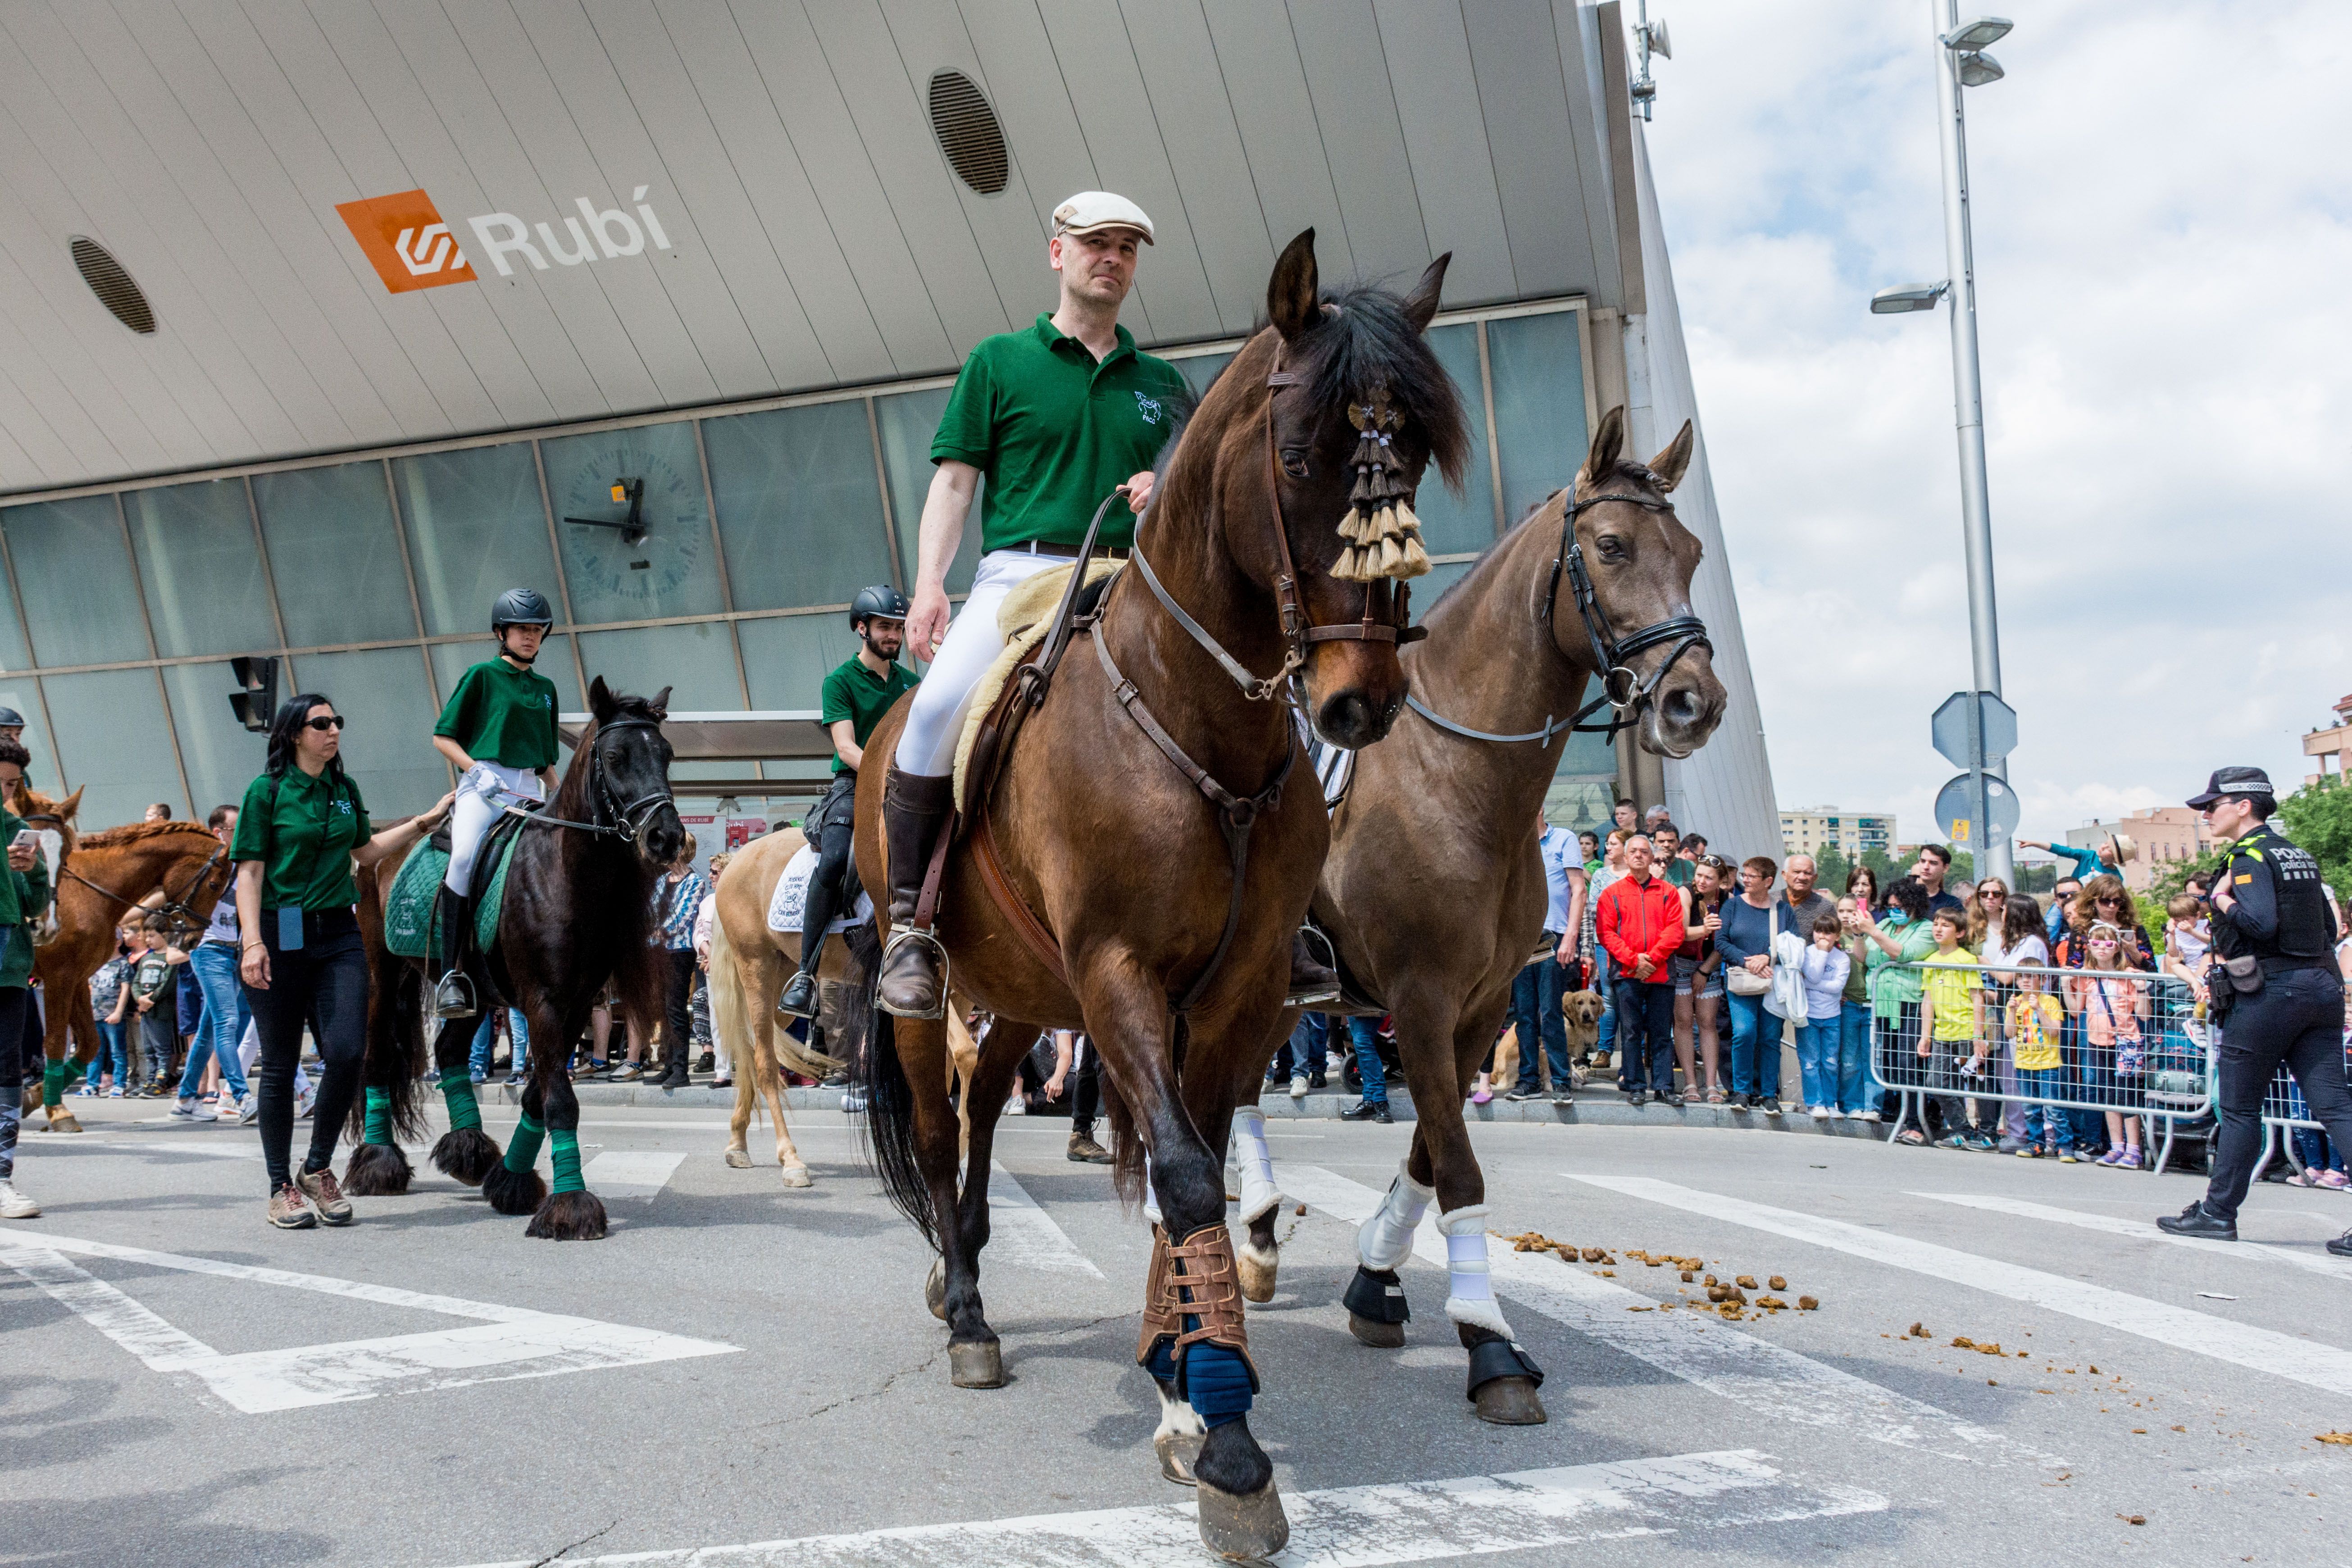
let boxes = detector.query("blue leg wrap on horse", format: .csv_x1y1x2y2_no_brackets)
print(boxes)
1175,1340,1254,1428
1143,1338,1176,1384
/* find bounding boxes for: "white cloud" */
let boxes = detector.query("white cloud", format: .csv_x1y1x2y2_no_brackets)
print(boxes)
1642,0,2352,846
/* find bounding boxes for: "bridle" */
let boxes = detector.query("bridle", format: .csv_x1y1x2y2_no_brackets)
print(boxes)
514,717,675,844
1404,484,1711,748
57,832,230,932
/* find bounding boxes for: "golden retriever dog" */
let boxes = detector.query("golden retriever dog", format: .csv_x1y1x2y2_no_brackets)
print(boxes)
1562,988,1606,1072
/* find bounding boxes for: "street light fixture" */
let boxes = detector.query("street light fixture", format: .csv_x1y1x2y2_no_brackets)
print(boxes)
1942,16,2013,49
1871,282,1950,314
1954,52,2005,86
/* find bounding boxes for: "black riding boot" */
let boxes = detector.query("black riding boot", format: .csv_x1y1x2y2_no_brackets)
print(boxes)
777,872,842,1022
653,1032,691,1089
432,886,478,1020
876,767,955,1020
1286,927,1341,1008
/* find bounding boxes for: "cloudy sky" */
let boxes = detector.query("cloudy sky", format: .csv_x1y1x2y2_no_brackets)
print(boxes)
1640,0,2351,848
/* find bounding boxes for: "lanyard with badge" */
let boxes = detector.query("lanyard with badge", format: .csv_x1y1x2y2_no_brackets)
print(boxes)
275,774,344,951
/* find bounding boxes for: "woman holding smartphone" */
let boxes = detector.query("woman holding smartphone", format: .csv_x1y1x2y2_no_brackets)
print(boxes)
232,694,450,1230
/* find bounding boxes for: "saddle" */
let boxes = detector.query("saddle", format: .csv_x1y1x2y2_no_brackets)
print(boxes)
384,808,532,961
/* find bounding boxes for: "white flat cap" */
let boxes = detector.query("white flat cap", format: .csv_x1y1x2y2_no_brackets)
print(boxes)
1051,191,1154,244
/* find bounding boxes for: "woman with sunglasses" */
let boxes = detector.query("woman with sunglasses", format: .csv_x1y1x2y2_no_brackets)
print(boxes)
233,694,450,1230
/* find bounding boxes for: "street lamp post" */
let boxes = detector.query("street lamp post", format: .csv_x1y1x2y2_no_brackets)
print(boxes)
1874,5,2015,888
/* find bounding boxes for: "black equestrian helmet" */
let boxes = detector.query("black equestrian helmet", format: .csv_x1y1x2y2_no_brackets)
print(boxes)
851,584,910,626
492,586,556,633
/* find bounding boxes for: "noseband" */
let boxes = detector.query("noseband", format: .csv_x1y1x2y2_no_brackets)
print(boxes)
517,717,674,842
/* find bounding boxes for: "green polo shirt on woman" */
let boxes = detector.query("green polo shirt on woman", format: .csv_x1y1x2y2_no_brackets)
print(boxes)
435,658,560,771
819,656,920,776
230,767,373,912
931,314,1189,553
0,804,50,989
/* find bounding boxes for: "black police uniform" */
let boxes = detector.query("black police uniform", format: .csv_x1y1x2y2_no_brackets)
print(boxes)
2199,819,2349,1222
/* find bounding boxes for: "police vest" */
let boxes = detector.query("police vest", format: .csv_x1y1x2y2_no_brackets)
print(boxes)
2216,825,2335,964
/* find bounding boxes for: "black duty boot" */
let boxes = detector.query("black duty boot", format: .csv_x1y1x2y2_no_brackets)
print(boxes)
431,886,478,1020
655,1038,691,1089
1285,927,1341,1007
875,768,956,1020
776,968,819,1020
2156,1200,2237,1241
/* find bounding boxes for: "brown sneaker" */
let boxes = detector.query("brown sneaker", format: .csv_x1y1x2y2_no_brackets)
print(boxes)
268,1182,317,1230
1067,1131,1113,1164
295,1164,354,1226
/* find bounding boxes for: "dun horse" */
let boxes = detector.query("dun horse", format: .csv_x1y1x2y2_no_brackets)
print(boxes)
854,232,1466,1561
1246,406,1725,1424
354,678,683,1239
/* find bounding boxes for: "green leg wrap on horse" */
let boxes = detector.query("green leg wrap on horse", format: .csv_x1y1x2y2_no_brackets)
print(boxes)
42,1061,66,1108
550,1128,585,1195
504,1114,546,1174
439,1075,483,1133
363,1086,394,1145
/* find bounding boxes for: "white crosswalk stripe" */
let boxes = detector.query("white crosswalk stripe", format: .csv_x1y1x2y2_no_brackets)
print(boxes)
1914,1191,2352,1283
441,1448,1882,1568
1574,1174,2352,1398
582,1150,685,1200
987,1161,1105,1278
1280,1164,2052,1464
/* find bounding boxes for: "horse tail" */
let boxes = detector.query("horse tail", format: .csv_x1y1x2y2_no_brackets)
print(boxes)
825,921,882,1084
1101,1065,1147,1213
853,956,933,1246
708,913,751,1087
352,861,428,1143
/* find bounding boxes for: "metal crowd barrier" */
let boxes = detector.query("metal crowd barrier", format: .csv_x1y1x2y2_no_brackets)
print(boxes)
1867,958,2212,1173
2250,1040,2352,1184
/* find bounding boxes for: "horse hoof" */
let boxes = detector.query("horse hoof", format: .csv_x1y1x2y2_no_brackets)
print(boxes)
1472,1374,1549,1426
723,1149,752,1169
429,1127,499,1187
779,1163,814,1188
1196,1477,1289,1563
525,1190,607,1241
948,1340,1004,1389
925,1258,948,1321
481,1161,548,1217
342,1141,414,1196
45,1112,82,1134
1154,1430,1201,1486
1237,1244,1278,1305
1348,1311,1406,1350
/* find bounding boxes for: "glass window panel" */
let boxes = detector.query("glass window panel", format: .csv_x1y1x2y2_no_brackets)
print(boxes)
1415,322,1500,554
428,636,584,721
293,647,450,815
159,661,268,822
738,612,855,713
42,668,181,829
876,387,981,597
5,495,148,668
1488,310,1590,528
123,479,275,659
540,423,725,626
1415,558,1478,613
0,682,58,795
0,552,31,672
1170,352,1233,404
576,623,740,714
395,445,560,637
1544,777,1617,836
703,402,896,612
252,462,419,647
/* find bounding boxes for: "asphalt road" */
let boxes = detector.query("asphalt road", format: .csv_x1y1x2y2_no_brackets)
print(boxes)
3,1099,2347,1567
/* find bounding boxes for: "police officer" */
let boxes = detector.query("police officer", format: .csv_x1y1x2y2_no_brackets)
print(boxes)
2158,767,2352,1256
778,586,917,1020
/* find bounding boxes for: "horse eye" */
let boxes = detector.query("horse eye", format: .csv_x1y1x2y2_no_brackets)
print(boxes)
1596,534,1629,560
1279,449,1310,480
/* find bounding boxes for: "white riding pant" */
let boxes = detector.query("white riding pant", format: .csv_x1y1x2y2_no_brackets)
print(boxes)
891,549,1066,778
444,762,545,896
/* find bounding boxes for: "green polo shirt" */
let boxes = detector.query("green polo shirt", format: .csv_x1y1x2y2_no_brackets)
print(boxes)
0,804,48,989
819,656,920,776
932,314,1189,552
434,658,560,771
230,767,373,912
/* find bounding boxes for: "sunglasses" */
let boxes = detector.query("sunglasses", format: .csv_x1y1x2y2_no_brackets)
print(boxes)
1984,890,2006,900
2096,895,2122,905
303,715,346,732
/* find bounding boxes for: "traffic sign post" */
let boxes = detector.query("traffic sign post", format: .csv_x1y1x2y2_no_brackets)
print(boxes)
1934,771,2019,847
1931,691,2017,882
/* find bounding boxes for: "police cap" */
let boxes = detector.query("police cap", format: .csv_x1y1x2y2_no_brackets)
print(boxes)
2186,765,2274,809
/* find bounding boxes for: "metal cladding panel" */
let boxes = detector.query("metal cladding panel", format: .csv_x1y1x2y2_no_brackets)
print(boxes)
1371,0,1516,304
1289,1,1432,296
1200,1,1356,284
1555,0,1624,306
1465,0,1604,301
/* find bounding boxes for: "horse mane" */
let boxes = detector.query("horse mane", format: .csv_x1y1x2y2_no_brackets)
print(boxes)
1290,283,1472,492
76,820,218,850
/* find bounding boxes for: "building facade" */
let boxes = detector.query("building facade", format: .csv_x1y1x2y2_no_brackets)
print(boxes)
2303,693,2352,786
1780,806,1897,861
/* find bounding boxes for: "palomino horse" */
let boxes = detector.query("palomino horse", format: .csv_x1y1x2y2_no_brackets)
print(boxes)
24,819,232,1132
705,826,983,1182
352,678,683,1239
1254,406,1726,1425
854,232,1468,1561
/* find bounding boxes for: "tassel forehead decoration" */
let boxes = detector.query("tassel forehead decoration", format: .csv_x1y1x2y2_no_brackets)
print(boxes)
1335,386,1431,582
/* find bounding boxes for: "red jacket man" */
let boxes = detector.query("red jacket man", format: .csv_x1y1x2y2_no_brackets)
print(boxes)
1597,850,1685,984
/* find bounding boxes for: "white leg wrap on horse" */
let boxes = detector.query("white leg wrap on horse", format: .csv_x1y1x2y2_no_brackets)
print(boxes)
1142,1149,1162,1227
1229,1106,1279,1225
1356,1159,1436,1273
1437,1204,1513,1338
1154,1376,1205,1436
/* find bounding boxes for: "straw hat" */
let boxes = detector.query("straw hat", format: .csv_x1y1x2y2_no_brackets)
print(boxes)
2105,832,2138,866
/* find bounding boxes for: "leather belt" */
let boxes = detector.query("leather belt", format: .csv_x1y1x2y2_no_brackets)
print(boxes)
1012,540,1131,560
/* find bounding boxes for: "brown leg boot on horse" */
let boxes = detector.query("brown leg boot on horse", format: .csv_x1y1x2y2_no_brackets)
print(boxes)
875,768,954,1021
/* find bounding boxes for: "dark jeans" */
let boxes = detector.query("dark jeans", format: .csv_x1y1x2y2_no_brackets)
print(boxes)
1509,941,1570,1092
2206,967,2352,1221
0,980,27,1181
1269,1013,1333,1085
661,948,696,1058
1613,978,1676,1092
245,909,368,1192
799,777,856,972
1069,1035,1101,1137
1349,1017,1387,1104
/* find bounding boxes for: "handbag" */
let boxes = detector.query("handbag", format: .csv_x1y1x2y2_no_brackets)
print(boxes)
1725,902,1778,996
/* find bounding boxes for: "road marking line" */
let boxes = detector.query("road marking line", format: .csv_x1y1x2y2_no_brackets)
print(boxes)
441,1447,1882,1568
987,1161,1105,1278
1915,1191,2352,1283
0,1232,735,1412
1281,1164,2045,1465
1574,1174,2352,1398
582,1150,685,1200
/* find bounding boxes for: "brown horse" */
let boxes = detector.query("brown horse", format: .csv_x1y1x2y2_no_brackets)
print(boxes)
853,232,1467,1561
1253,405,1726,1424
24,820,232,1131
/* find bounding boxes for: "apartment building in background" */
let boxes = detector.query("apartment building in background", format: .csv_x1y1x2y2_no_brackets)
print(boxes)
1780,806,1897,860
2065,807,2210,894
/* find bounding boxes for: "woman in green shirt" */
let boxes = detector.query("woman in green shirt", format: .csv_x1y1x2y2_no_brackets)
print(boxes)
0,739,53,1219
233,693,448,1230
1853,876,1939,1141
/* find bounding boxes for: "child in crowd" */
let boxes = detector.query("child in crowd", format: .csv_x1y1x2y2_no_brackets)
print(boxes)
2065,921,2149,1169
77,925,135,1096
2006,959,2072,1161
1795,911,1851,1118
118,916,188,1099
1918,908,1988,1150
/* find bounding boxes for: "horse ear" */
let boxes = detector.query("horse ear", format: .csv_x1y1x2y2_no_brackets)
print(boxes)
1402,252,1450,334
588,675,617,724
1580,406,1627,493
60,786,83,821
1647,419,1695,493
646,686,671,723
1267,228,1320,341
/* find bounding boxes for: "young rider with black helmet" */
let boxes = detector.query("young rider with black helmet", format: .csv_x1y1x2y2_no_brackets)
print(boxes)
778,585,918,1020
429,589,560,1018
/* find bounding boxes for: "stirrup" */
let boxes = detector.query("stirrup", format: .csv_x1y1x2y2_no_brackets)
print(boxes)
776,968,819,1020
1284,924,1341,1008
876,926,949,1020
432,969,478,1021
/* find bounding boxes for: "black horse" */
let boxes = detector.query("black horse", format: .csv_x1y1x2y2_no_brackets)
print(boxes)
349,677,684,1240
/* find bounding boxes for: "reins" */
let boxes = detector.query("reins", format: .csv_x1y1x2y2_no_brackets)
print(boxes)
56,831,229,929
512,716,672,842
